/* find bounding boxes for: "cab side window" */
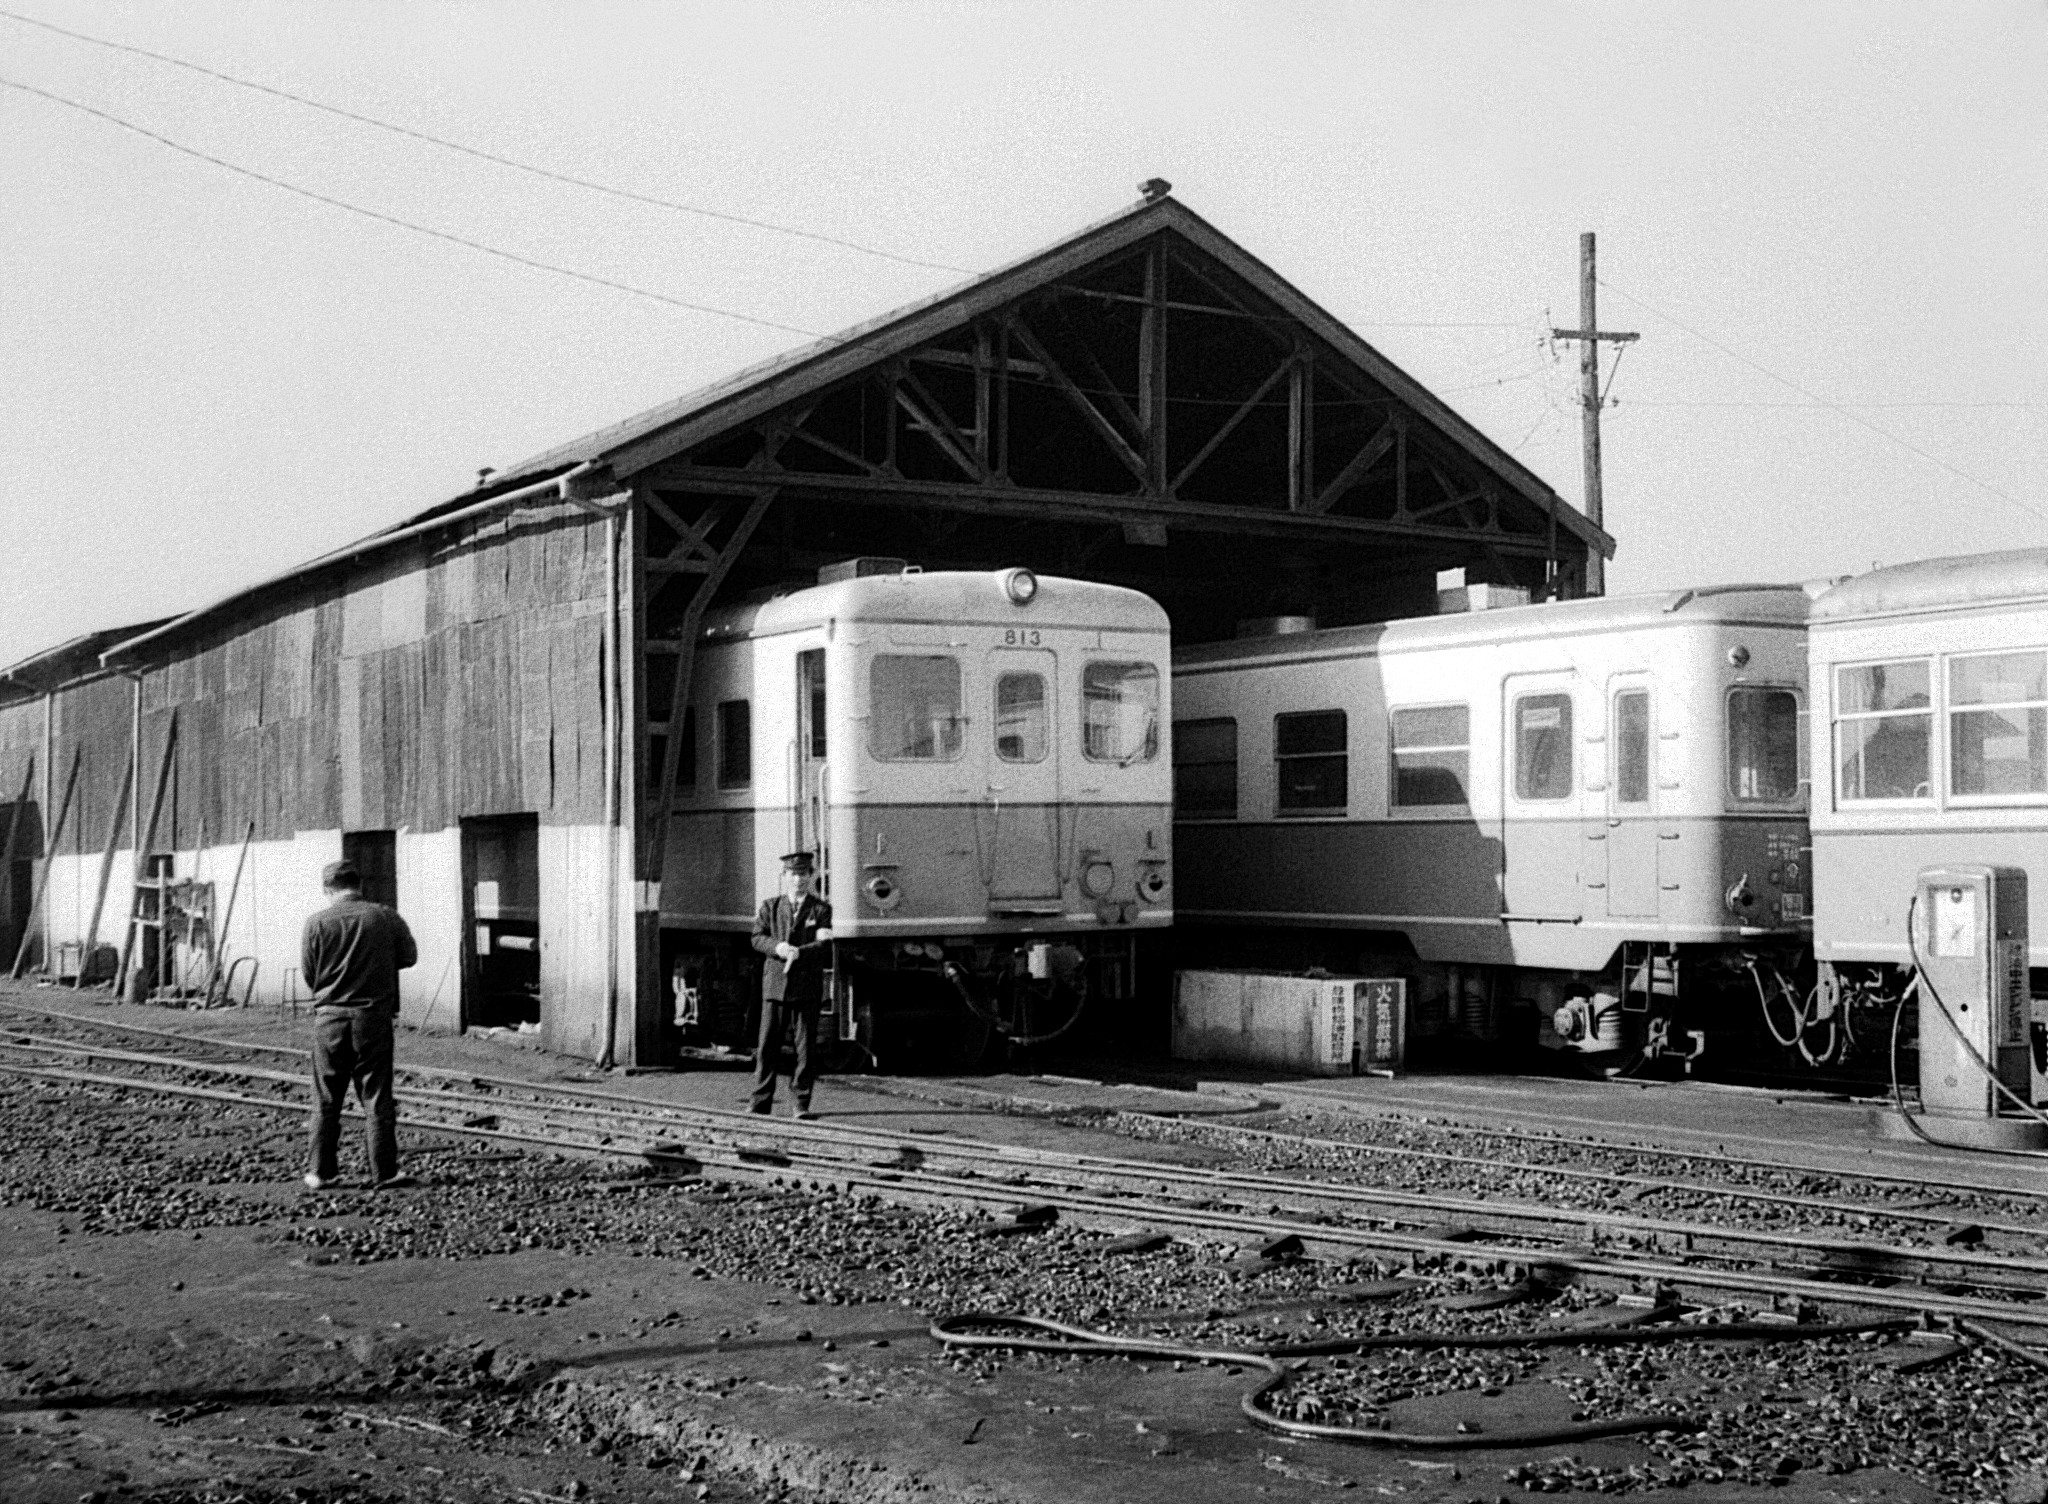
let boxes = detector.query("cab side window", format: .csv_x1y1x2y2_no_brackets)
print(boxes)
716,700,750,788
1174,717,1238,816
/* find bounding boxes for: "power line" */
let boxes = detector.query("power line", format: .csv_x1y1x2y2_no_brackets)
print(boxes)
1599,277,2048,528
0,75,825,338
1618,399,2046,411
0,5,972,276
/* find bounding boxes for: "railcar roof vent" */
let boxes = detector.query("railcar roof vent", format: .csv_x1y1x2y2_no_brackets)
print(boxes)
1437,583,1531,614
817,557,911,584
1236,615,1317,638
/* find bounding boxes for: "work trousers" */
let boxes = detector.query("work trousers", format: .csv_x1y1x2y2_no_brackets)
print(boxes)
749,999,819,1112
308,1003,399,1182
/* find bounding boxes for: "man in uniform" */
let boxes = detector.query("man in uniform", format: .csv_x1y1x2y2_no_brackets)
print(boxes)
749,850,832,1118
301,859,418,1190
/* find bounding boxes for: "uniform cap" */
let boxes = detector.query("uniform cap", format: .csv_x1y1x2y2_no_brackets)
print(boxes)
779,850,817,872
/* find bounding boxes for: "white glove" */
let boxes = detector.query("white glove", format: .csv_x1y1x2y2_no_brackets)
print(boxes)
775,941,799,963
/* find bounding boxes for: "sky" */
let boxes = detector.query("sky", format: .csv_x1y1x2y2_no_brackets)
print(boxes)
3,1,2044,665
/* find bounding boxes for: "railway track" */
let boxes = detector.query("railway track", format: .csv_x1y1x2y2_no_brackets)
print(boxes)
3,999,2047,1337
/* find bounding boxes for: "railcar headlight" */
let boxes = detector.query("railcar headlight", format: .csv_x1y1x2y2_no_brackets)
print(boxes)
1080,860,1114,899
1137,868,1167,903
1002,567,1038,606
1727,644,1750,667
864,874,902,912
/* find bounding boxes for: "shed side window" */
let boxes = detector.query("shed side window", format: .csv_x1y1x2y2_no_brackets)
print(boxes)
1275,710,1347,814
716,700,750,788
1390,704,1469,809
870,655,963,761
1512,693,1574,801
1835,660,1930,801
1173,717,1238,816
1948,650,2047,798
1727,688,1798,802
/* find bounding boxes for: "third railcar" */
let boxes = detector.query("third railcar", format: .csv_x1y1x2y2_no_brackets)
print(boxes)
1809,547,2048,1068
1171,585,1812,1067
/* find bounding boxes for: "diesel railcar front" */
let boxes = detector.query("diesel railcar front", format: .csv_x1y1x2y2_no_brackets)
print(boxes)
1171,585,1812,1069
659,564,1172,1065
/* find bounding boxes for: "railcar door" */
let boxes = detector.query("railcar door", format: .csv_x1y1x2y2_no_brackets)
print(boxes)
1605,676,1660,917
1500,672,1585,922
795,648,828,884
983,646,1063,904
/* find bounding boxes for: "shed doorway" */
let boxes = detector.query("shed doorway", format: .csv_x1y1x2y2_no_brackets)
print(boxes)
462,814,540,1029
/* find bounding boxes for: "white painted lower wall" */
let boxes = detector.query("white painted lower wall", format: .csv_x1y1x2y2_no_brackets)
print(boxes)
32,822,629,1062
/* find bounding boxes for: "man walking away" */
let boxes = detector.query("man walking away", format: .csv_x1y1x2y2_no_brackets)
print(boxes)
302,859,418,1190
749,850,832,1118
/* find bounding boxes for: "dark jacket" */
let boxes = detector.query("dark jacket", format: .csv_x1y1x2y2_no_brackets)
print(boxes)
751,891,832,1005
302,897,417,1009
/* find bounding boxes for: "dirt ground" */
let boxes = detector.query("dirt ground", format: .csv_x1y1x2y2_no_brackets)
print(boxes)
3,998,2036,1504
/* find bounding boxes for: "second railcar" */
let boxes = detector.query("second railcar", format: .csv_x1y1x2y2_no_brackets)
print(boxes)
1171,585,1812,1067
659,563,1172,1064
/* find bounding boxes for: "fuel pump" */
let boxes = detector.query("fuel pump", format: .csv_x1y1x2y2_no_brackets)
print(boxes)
1900,866,2047,1150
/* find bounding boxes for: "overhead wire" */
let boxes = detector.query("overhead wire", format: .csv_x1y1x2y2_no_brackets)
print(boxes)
0,5,973,275
1599,277,2048,529
0,74,824,338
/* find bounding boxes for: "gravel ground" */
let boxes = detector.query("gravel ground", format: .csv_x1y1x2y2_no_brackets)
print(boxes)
5,1070,2048,1503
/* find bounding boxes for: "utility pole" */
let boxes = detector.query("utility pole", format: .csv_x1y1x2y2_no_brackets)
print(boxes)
1551,232,1637,596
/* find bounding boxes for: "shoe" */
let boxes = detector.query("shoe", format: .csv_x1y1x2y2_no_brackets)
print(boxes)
748,1102,772,1116
793,1105,816,1121
302,1173,332,1191
374,1173,418,1190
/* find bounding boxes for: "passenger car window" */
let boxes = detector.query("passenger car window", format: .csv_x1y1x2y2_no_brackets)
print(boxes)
1173,718,1238,816
1390,705,1469,809
1835,660,1931,801
994,672,1047,763
1275,710,1347,814
716,700,750,788
869,655,964,761
1513,693,1574,801
1727,688,1799,802
1948,650,2047,798
1613,691,1650,805
1082,662,1159,764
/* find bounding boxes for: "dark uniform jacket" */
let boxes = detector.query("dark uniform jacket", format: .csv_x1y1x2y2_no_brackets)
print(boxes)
302,898,418,1009
751,892,832,1006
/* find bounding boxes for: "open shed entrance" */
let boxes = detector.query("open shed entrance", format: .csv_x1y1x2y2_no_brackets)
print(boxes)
462,814,539,1029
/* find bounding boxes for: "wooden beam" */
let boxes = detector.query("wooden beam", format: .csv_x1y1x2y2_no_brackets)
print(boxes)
1045,304,1145,444
1169,356,1293,496
895,368,986,481
1006,317,1151,486
115,711,178,998
77,744,137,985
911,346,1048,379
1309,419,1398,516
973,326,991,469
1143,242,1168,491
779,422,887,478
646,463,1565,555
1287,352,1307,512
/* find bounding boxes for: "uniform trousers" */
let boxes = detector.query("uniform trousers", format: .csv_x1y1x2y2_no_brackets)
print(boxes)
750,999,819,1112
308,1003,399,1182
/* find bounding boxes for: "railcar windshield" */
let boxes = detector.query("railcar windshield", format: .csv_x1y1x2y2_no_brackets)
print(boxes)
1835,659,1930,801
869,655,964,761
1949,650,2047,798
1082,662,1159,764
994,671,1048,763
1727,688,1800,802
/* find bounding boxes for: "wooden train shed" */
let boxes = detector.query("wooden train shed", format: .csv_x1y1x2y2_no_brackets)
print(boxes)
0,193,1609,1063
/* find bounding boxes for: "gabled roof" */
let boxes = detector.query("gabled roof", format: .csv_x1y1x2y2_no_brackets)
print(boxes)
489,195,1607,552
101,193,1605,667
